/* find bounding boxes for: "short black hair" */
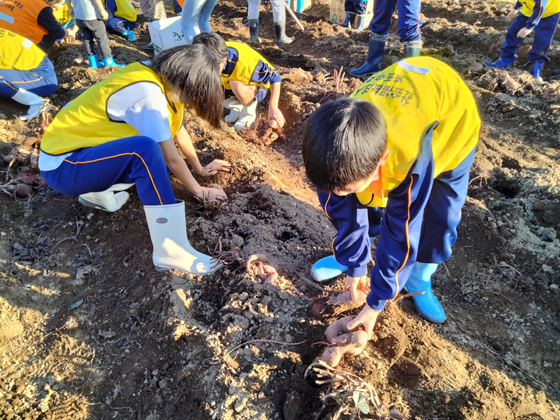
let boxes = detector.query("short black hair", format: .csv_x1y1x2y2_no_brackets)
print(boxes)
302,98,387,192
151,44,224,128
192,32,229,63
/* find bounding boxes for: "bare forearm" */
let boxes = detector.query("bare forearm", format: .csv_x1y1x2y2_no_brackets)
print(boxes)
174,127,203,174
269,82,281,110
93,0,105,13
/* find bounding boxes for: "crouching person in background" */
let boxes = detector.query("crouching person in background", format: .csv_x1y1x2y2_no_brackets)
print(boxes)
39,45,231,275
0,29,57,120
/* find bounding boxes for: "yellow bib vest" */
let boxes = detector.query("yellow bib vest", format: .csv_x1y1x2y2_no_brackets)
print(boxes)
104,0,137,22
41,63,184,155
350,57,480,208
222,42,274,90
519,0,560,19
53,3,71,25
0,28,45,71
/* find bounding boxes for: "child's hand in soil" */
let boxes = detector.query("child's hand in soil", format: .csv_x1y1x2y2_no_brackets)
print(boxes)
199,159,231,176
195,184,227,203
268,106,285,128
344,275,369,302
347,305,382,339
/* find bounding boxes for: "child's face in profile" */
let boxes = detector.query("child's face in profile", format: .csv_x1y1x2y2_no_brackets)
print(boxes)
333,170,378,197
51,1,65,11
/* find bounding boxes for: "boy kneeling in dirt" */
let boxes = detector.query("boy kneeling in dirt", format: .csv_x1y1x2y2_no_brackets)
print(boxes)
193,33,285,130
484,0,559,81
303,57,480,336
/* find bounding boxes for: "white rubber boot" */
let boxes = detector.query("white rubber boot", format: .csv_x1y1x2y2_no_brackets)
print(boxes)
144,200,222,275
234,99,258,130
224,98,243,123
78,183,134,212
12,89,46,120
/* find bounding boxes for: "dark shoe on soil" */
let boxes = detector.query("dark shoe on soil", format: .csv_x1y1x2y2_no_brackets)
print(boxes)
274,21,295,46
249,19,261,44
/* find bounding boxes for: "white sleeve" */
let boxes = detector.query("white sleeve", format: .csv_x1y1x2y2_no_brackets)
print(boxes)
106,82,173,143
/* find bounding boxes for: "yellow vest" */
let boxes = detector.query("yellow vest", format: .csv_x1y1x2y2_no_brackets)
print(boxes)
519,0,560,19
350,57,480,208
222,42,274,90
53,3,71,25
41,63,184,155
104,0,137,22
0,29,45,71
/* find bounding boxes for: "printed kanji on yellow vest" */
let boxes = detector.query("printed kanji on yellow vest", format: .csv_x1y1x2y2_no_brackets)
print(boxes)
0,0,48,45
519,0,560,19
0,29,45,71
104,0,138,22
41,63,185,155
53,2,71,25
222,42,275,90
350,56,480,208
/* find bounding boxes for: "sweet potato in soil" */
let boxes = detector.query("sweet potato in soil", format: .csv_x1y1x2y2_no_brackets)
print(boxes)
0,0,560,419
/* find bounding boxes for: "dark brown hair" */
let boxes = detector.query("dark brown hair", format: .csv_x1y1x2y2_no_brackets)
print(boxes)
151,44,224,128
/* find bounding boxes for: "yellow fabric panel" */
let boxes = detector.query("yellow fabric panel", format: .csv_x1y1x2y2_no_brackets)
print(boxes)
0,29,45,70
113,0,137,22
351,57,480,208
0,0,48,44
42,63,184,155
52,3,71,25
519,0,560,19
221,41,274,90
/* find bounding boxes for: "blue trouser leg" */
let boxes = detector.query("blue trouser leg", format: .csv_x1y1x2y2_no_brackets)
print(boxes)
501,13,528,59
369,0,398,35
0,57,57,97
198,0,217,33
106,17,135,35
345,0,367,14
255,86,268,102
181,0,204,43
416,146,476,264
397,0,422,42
40,137,177,206
528,13,559,63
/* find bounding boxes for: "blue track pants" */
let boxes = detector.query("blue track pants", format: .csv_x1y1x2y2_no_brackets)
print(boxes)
500,12,559,63
40,137,177,206
0,56,57,97
369,0,422,42
345,0,367,15
106,17,136,35
181,0,217,43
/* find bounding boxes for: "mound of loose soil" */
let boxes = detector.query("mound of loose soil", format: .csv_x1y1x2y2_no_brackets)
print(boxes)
0,0,559,419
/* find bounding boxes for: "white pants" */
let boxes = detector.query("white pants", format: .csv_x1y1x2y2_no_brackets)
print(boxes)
247,0,286,22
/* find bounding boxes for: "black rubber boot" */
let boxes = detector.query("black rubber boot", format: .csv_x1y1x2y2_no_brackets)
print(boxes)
274,20,295,46
249,19,261,44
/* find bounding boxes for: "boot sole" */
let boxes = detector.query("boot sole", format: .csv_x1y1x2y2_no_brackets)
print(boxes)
78,196,110,212
154,262,223,275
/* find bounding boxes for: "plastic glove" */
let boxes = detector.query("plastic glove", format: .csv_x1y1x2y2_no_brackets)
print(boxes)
346,305,382,339
194,184,227,203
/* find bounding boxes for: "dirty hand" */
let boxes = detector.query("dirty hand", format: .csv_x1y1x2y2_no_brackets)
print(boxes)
517,27,532,38
268,106,285,128
195,185,227,203
346,305,382,339
506,8,518,21
344,275,369,302
63,30,74,44
199,159,231,176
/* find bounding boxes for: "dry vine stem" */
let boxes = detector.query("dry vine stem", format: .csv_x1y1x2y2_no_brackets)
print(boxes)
304,361,402,419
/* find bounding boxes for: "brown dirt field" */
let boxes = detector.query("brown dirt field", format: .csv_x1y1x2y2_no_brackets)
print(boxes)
1,0,559,419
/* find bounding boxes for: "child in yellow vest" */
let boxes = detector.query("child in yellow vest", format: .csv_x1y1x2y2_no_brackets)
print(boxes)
193,33,285,130
484,0,560,80
104,0,137,42
39,45,231,275
303,57,480,334
0,29,57,120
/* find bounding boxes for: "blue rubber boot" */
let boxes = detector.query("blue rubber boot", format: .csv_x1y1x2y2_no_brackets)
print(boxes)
311,237,376,282
339,12,355,28
483,56,516,69
405,262,446,323
403,40,422,58
530,62,543,81
101,56,125,68
123,29,137,42
87,54,101,68
350,34,387,77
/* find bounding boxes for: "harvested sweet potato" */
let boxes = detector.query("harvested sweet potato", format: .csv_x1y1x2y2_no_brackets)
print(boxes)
325,316,353,341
